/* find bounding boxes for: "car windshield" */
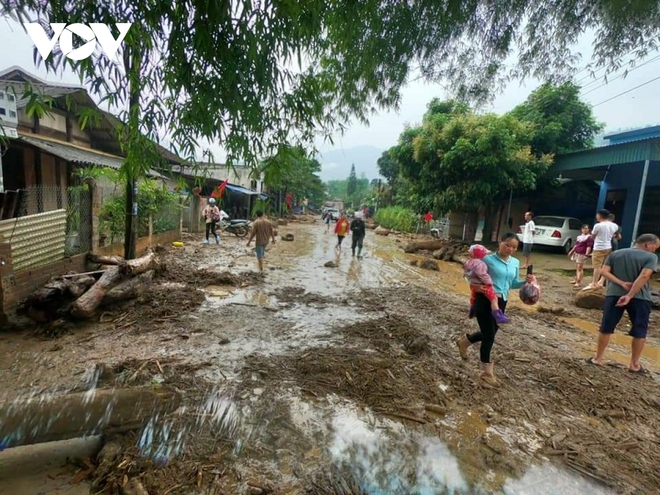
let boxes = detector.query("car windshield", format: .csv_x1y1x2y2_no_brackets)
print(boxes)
534,217,565,228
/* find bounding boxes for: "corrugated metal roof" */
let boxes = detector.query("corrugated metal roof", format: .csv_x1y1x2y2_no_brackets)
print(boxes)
20,135,125,169
552,137,660,172
16,135,167,179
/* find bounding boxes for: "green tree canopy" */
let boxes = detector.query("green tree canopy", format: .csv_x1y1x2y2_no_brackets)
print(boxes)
510,82,604,155
412,112,552,213
377,150,398,184
260,146,326,208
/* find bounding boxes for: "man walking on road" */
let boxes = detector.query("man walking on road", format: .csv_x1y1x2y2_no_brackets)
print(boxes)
589,234,659,373
521,211,535,269
246,210,276,272
584,209,620,290
350,211,366,258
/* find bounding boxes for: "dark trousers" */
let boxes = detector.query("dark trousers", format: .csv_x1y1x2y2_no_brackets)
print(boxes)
337,235,345,246
467,294,507,363
205,221,217,240
351,235,364,251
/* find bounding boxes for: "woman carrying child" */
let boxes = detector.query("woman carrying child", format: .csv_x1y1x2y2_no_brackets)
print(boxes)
456,233,536,387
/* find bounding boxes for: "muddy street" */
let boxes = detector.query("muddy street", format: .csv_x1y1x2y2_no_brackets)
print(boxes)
1,220,659,494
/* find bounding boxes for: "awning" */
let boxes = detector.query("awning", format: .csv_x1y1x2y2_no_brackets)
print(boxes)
17,135,166,179
225,183,268,200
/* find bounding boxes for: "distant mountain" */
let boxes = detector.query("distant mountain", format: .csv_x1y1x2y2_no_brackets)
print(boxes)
317,146,385,181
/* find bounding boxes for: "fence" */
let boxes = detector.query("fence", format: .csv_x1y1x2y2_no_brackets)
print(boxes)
2,184,92,266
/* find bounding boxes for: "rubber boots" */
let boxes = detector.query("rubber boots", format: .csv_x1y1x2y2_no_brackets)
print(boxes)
480,362,500,387
456,334,471,360
492,309,511,324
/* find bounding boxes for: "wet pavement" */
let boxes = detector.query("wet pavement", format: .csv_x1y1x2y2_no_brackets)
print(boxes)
1,220,658,493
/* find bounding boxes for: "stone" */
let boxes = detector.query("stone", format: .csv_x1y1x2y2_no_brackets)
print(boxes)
574,288,606,310
420,259,439,271
375,226,391,236
324,261,337,268
281,233,294,241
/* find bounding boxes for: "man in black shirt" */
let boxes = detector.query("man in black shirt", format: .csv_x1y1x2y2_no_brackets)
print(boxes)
350,211,366,258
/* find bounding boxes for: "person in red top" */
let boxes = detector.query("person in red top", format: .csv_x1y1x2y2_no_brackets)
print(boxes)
334,213,350,251
567,224,595,288
424,211,433,223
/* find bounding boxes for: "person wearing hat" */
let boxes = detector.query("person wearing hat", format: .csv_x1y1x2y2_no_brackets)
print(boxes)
202,197,221,245
583,209,620,290
350,211,366,258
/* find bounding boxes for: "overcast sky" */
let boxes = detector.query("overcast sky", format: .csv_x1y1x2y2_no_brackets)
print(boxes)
2,17,660,157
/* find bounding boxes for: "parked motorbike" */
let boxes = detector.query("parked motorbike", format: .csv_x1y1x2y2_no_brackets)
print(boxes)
219,218,250,237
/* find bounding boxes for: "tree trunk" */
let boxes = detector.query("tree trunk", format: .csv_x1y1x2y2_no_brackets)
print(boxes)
0,387,180,449
102,271,155,306
481,203,495,244
403,240,446,253
88,253,128,268
70,253,158,319
124,179,138,260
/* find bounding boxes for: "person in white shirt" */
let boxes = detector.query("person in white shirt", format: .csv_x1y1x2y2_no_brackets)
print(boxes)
584,208,620,290
521,211,535,269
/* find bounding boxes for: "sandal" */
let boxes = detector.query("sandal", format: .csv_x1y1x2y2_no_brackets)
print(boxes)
586,357,602,366
628,366,648,375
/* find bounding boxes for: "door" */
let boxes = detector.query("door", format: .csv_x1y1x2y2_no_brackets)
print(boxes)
604,189,626,224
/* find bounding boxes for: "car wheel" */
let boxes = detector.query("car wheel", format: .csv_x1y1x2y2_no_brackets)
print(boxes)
563,239,572,254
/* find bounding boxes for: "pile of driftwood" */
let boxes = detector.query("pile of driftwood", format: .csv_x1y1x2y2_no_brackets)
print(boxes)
403,239,470,264
19,252,159,323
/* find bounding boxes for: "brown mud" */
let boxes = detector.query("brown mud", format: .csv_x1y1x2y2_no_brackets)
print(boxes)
0,222,658,494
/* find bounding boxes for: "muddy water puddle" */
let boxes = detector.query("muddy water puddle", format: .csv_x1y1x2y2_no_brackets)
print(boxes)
166,387,614,494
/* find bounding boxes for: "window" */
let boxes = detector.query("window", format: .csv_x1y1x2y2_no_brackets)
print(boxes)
0,92,4,100
9,110,16,118
533,216,565,228
0,108,6,116
7,94,14,102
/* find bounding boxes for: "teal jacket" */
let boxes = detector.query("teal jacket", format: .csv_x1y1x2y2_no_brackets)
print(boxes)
483,253,525,301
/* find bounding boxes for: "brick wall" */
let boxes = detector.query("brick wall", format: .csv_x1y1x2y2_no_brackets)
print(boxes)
1,250,87,316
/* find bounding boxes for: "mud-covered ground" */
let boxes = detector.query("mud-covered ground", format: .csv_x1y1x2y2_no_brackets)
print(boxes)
1,220,659,495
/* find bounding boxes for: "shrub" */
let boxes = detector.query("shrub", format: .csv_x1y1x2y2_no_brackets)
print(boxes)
374,206,418,232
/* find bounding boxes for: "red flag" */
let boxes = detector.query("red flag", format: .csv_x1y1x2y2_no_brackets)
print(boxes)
212,179,229,199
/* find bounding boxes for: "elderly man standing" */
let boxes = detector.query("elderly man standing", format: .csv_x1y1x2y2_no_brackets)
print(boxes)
589,233,659,373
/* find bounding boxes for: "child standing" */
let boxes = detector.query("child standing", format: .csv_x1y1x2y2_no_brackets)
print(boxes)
464,244,511,324
567,225,594,288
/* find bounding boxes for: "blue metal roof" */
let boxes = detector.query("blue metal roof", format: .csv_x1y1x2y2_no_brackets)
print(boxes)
552,136,660,172
603,125,660,145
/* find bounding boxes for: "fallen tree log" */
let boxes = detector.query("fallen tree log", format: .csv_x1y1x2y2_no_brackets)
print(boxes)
403,240,446,253
0,386,181,449
88,253,128,269
71,252,159,319
18,275,98,323
102,271,155,306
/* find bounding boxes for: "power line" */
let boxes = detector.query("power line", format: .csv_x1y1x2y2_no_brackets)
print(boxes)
582,54,660,96
592,75,660,107
574,46,641,85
